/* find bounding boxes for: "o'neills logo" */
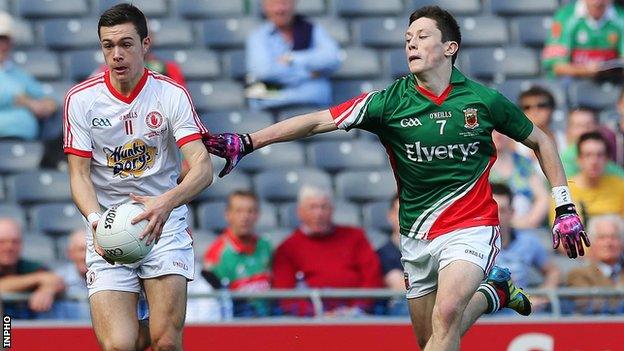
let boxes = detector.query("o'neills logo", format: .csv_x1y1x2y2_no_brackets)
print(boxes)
104,139,156,178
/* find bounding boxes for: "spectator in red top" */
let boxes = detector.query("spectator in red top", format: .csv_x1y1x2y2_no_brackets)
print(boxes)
272,185,382,316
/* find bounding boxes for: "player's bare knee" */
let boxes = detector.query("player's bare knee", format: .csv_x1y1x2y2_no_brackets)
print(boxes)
432,300,463,329
100,337,137,351
150,334,180,351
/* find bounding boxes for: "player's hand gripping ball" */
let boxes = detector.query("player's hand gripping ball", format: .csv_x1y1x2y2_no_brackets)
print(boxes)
96,203,153,264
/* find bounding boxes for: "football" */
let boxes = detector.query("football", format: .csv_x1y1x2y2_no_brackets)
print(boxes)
95,202,153,264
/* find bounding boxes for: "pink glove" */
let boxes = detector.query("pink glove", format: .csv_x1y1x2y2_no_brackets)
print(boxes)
552,204,590,258
203,133,253,177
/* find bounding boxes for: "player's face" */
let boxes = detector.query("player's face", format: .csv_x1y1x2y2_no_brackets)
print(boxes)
99,23,150,85
0,223,22,266
591,220,622,263
520,95,553,129
225,195,260,237
405,17,455,74
578,139,608,179
264,0,295,28
297,196,333,235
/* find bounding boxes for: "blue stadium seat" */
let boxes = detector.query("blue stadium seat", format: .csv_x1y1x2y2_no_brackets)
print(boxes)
98,0,169,17
312,17,351,46
6,171,71,204
257,202,278,231
30,203,83,235
21,232,57,263
354,17,405,48
253,168,332,202
462,47,540,81
332,47,381,79
599,109,619,127
195,171,252,202
17,0,89,18
279,200,361,228
0,177,4,201
276,106,322,122
386,48,410,78
459,16,508,47
12,50,61,80
512,16,553,48
187,81,245,112
490,0,558,16
261,227,291,248
365,228,388,250
0,141,44,174
12,19,35,48
222,49,246,81
190,229,217,259
494,78,567,108
237,142,305,172
335,170,396,202
294,0,326,16
569,80,621,110
201,110,274,134
66,49,105,81
333,0,403,17
277,106,357,141
0,0,8,12
362,200,392,232
411,0,481,16
0,204,27,228
196,201,227,231
332,79,392,105
307,140,388,172
178,0,246,19
41,81,75,105
202,18,259,49
153,49,221,80
148,19,194,49
41,19,100,50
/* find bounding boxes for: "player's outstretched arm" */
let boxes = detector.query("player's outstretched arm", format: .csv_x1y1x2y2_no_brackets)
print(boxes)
521,126,590,259
205,109,337,177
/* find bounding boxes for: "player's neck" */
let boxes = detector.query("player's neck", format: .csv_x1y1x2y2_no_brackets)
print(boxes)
413,64,452,96
110,70,144,97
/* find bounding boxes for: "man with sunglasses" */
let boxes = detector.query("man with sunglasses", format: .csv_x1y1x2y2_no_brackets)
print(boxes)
518,86,566,152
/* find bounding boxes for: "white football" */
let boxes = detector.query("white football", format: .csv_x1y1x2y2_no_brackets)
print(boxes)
96,203,153,264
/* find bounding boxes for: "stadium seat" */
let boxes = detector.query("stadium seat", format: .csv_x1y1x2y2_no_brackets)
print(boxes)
30,203,83,235
6,171,71,204
153,49,221,80
411,0,481,16
279,200,361,228
385,48,410,78
462,47,540,81
512,16,553,48
599,109,619,128
354,17,404,48
11,50,61,80
66,49,105,81
332,47,381,79
332,79,392,105
261,227,291,248
196,201,227,231
0,204,27,228
187,81,245,112
365,228,389,250
237,142,306,172
569,80,621,110
98,0,169,17
41,81,75,105
178,0,246,19
335,170,396,202
21,232,57,263
0,141,44,174
17,0,89,18
253,168,332,202
494,78,567,108
190,229,217,259
362,200,392,232
276,106,322,122
459,16,508,47
195,171,252,202
307,140,388,172
201,110,274,134
257,202,279,231
148,19,194,49
41,19,100,50
276,106,357,141
312,17,351,47
12,19,35,48
223,49,246,81
202,18,260,49
293,0,326,16
0,176,4,201
333,0,403,17
490,0,558,16
0,0,7,12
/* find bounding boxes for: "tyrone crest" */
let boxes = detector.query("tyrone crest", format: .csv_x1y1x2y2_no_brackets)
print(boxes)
145,111,163,129
463,108,479,129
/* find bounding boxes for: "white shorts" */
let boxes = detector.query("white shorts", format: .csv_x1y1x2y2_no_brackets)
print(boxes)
401,226,500,299
85,229,195,298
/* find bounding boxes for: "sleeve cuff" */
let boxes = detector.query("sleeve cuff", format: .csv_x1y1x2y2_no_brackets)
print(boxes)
176,133,202,148
64,147,92,158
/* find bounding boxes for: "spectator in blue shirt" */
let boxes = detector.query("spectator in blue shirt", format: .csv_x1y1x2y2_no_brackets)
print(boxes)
0,12,57,140
491,183,561,313
245,0,341,111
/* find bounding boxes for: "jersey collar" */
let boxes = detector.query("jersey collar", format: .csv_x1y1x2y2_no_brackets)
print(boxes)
411,66,465,106
225,228,258,255
104,67,149,104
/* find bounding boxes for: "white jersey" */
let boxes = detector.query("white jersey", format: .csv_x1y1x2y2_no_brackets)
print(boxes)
63,69,208,236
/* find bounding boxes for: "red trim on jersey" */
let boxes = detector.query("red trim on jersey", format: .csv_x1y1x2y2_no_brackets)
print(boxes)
426,156,499,239
204,235,227,265
149,72,209,135
63,147,92,158
416,84,452,106
570,48,618,64
176,133,202,148
229,273,271,291
104,68,149,104
329,93,369,126
63,76,105,148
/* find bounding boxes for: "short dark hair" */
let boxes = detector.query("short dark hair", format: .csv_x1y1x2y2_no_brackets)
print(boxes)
409,6,461,64
490,182,513,204
227,190,259,209
98,3,148,40
518,85,555,108
577,131,609,157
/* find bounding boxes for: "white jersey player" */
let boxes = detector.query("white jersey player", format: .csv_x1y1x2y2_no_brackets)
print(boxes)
64,4,212,350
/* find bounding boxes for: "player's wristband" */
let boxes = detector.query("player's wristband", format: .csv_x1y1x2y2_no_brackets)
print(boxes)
87,212,101,225
551,186,573,207
240,133,254,155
